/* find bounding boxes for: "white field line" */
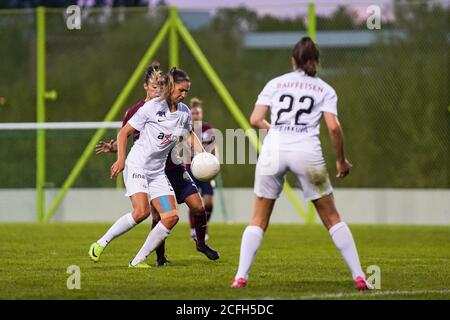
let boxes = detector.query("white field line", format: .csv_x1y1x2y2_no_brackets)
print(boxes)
297,289,450,300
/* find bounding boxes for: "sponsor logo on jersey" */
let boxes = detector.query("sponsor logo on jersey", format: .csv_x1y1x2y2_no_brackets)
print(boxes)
274,124,308,133
132,173,145,180
156,110,166,117
158,133,173,145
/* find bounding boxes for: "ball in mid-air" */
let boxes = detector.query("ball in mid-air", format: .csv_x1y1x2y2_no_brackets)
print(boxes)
191,152,220,182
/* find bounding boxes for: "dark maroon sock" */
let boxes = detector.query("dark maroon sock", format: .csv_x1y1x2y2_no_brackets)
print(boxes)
193,211,207,247
205,210,212,223
205,206,213,237
188,210,196,229
156,240,166,261
152,218,165,260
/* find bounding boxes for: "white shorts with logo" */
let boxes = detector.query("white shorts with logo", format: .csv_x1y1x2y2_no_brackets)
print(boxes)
254,147,333,201
123,165,175,200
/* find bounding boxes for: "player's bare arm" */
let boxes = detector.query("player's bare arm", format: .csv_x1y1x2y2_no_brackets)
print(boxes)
323,112,352,178
96,139,117,154
110,123,135,178
190,131,206,153
250,105,271,130
97,131,138,154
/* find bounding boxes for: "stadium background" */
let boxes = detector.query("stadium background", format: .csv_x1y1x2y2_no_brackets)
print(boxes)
0,0,448,223
0,0,450,301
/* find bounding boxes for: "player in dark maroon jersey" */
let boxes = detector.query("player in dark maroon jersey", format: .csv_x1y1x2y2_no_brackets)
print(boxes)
186,98,218,241
96,63,219,265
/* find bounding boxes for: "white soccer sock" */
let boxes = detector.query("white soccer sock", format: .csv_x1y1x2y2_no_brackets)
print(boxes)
329,222,365,279
130,222,171,266
97,212,137,247
235,225,264,280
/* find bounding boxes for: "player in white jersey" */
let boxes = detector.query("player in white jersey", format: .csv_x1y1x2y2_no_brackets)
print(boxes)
93,63,219,265
90,68,201,268
231,37,373,290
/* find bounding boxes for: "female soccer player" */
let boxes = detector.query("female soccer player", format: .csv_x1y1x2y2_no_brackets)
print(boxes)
93,63,219,265
89,67,218,268
231,37,373,290
186,97,218,241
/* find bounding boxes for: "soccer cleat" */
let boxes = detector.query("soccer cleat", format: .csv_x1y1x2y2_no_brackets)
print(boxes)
88,242,104,262
128,261,151,268
156,256,170,267
354,276,374,290
230,278,247,288
196,244,220,260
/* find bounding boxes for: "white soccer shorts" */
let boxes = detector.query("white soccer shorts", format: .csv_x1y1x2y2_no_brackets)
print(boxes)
254,148,333,201
123,165,175,200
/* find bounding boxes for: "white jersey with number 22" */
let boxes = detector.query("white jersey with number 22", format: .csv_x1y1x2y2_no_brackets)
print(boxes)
256,70,337,153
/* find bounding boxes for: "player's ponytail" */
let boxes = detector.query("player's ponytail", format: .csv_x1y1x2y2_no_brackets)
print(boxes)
144,61,164,84
292,37,319,77
161,67,190,101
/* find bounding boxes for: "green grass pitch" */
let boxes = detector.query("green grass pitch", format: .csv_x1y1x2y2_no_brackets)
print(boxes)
1,223,449,300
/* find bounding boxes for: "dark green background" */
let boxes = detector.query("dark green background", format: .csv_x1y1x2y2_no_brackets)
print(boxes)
0,2,448,188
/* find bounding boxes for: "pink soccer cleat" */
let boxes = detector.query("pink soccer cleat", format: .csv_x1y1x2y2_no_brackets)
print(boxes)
354,276,374,290
230,277,247,288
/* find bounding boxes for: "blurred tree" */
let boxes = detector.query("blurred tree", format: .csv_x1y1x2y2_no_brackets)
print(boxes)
156,0,166,7
211,6,258,33
316,5,358,30
322,0,449,188
0,1,448,187
0,0,149,8
0,0,37,8
39,0,76,7
256,14,305,31
112,0,147,7
92,0,106,7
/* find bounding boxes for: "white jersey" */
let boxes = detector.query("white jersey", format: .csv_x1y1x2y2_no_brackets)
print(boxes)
126,97,192,178
256,70,337,153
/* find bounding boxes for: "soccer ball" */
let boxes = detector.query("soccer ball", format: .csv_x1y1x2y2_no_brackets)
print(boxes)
191,152,220,182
